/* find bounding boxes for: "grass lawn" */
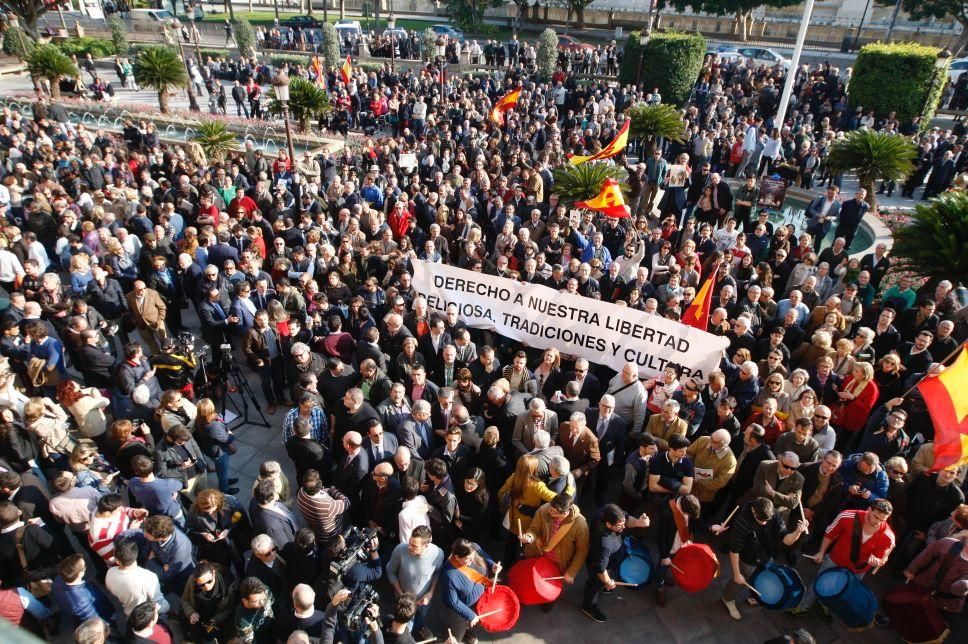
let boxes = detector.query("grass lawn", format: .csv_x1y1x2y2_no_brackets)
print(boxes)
200,11,515,40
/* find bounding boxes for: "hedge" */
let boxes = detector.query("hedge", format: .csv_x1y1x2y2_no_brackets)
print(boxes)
620,31,706,107
848,42,948,127
57,37,115,59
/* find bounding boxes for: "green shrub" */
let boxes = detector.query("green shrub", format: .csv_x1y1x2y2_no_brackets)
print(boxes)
848,42,947,127
2,26,35,61
108,15,129,56
321,23,342,71
621,31,706,107
57,37,115,59
232,19,257,57
536,28,557,81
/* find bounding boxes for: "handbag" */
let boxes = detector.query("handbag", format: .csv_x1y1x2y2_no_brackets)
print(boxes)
15,526,53,598
27,357,61,388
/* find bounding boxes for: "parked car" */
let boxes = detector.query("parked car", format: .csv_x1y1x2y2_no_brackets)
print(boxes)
558,35,595,52
706,45,789,69
128,8,175,27
280,15,324,29
431,24,465,43
948,57,968,81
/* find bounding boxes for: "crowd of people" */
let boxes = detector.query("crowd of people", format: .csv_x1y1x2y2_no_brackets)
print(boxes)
0,23,966,644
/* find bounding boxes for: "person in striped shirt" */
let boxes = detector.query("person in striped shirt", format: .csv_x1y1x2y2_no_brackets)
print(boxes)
296,469,350,542
86,493,147,566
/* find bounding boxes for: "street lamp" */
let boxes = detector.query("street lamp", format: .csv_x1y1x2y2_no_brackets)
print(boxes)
189,19,202,64
272,69,297,170
436,37,447,100
936,48,952,69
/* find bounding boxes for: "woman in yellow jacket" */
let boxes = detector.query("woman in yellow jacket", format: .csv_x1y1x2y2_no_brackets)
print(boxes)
499,454,556,568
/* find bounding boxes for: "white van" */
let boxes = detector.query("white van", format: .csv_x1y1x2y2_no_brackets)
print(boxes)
128,9,176,27
334,19,363,40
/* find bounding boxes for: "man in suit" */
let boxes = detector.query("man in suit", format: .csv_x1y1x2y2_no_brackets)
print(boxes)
244,533,289,605
924,150,957,199
708,172,734,222
145,255,184,335
551,380,590,424
206,231,241,269
248,478,299,550
377,383,413,436
807,356,843,406
406,364,440,406
558,414,601,486
197,286,239,349
76,328,117,388
561,358,602,403
452,329,478,367
833,188,870,250
390,446,425,486
125,281,167,355
397,400,436,460
360,461,401,541
177,253,204,310
334,431,369,523
805,185,842,252
285,417,329,485
430,344,461,389
511,397,560,458
452,406,484,452
530,429,565,481
798,450,845,550
585,394,627,504
431,428,476,485
229,282,257,338
418,317,452,376
362,420,399,466
725,424,774,510
357,327,390,375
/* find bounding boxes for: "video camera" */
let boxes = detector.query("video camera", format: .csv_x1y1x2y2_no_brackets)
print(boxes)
173,331,210,360
342,584,379,632
328,525,378,577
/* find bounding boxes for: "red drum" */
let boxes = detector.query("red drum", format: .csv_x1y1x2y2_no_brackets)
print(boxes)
671,543,720,593
882,586,950,643
507,557,563,605
474,584,521,632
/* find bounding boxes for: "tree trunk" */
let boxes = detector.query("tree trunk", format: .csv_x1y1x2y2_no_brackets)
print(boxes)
308,0,314,16
225,0,235,20
577,8,585,29
340,0,345,19
49,78,61,100
954,20,968,57
300,116,310,132
249,0,253,12
159,90,170,114
274,0,280,18
862,177,877,213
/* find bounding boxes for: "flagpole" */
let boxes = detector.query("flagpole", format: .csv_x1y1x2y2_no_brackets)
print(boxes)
897,340,967,400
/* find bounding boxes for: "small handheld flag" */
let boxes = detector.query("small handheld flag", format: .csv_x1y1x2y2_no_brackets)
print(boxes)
570,120,631,165
341,55,353,86
682,261,720,331
490,89,521,126
574,177,630,219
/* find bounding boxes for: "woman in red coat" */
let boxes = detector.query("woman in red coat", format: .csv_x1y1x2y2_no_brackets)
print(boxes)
834,361,879,447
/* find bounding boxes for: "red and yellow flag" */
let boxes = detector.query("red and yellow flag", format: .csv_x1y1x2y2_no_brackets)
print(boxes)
340,55,353,85
570,120,631,165
312,56,324,87
682,262,720,331
919,343,968,471
574,177,629,219
490,89,521,126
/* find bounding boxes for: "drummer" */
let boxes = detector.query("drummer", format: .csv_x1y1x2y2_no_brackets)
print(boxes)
519,493,590,612
654,492,701,607
425,538,501,644
581,503,650,623
719,497,808,621
904,531,968,614
789,499,895,617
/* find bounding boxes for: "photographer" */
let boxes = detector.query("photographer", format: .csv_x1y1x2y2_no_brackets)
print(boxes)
150,337,198,398
321,588,385,644
321,528,383,597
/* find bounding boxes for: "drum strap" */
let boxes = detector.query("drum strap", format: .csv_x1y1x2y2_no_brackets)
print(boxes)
669,499,691,545
541,517,576,554
849,514,865,569
450,556,493,588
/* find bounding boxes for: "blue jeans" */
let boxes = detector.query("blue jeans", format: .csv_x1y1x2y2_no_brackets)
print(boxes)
16,587,50,621
214,452,232,492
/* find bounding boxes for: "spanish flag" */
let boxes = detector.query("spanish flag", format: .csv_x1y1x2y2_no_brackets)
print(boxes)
570,120,631,165
340,55,353,86
682,262,720,331
490,89,521,126
918,343,968,471
574,177,630,219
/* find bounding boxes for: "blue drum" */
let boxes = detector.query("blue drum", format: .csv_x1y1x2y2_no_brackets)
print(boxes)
814,567,877,629
750,562,805,609
620,537,652,587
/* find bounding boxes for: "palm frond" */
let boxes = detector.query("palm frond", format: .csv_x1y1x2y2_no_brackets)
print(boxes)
626,103,687,144
27,43,77,82
891,191,968,286
552,163,629,208
192,121,238,162
133,45,188,93
825,130,917,185
268,77,332,132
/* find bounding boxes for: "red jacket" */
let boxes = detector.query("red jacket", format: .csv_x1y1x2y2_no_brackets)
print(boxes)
825,509,895,573
836,376,879,432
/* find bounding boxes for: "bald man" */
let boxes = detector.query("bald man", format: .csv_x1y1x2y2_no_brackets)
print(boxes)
274,584,325,640
335,431,369,522
362,461,402,539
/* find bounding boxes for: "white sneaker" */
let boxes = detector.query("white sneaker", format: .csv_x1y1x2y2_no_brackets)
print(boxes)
723,598,742,621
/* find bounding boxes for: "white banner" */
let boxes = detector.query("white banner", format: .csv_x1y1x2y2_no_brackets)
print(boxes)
411,260,729,381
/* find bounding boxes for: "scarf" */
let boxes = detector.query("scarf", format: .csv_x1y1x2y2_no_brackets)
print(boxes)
193,570,226,619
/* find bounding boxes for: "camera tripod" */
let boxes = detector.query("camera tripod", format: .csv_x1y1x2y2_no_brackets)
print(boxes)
219,349,271,430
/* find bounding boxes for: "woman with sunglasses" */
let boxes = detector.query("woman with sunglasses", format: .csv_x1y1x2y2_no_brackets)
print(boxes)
181,561,239,644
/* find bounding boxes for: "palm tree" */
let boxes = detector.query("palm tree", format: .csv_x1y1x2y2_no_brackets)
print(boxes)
192,121,238,163
891,191,968,287
133,46,188,115
26,44,77,100
552,163,629,209
268,77,332,132
626,102,687,158
825,129,917,213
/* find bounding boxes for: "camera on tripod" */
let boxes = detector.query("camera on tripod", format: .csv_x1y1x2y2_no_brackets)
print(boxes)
328,525,378,577
174,331,209,360
342,584,379,632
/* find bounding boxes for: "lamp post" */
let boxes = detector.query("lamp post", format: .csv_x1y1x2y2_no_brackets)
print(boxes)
272,69,297,169
926,48,952,118
189,19,202,64
775,0,815,130
852,0,873,52
436,37,447,101
636,0,655,86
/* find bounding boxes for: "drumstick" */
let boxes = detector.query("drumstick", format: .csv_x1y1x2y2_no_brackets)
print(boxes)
670,563,686,575
798,502,810,535
415,638,437,644
477,608,504,619
722,505,739,528
743,581,762,597
543,575,566,581
613,581,639,587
